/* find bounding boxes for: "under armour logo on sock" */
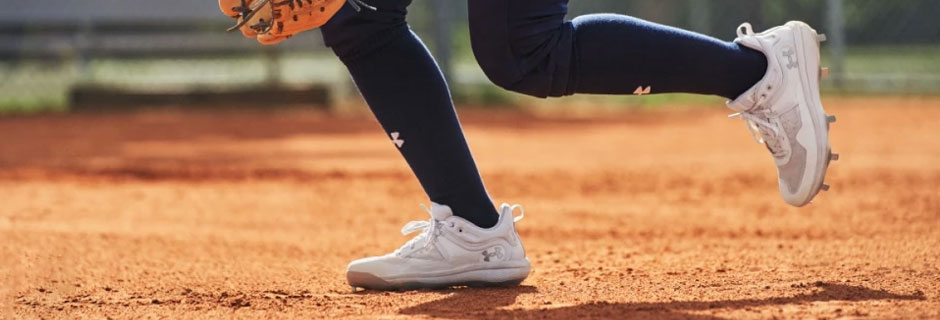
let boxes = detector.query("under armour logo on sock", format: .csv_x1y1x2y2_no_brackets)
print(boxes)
782,48,798,69
390,132,404,148
634,86,651,96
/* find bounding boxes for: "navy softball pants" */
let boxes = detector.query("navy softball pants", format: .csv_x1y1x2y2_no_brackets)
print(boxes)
320,0,503,228
467,0,767,98
318,0,767,228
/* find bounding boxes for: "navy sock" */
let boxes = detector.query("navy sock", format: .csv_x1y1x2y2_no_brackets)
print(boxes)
339,28,500,228
569,14,767,99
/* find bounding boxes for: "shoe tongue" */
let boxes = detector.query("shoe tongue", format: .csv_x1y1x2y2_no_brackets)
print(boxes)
429,202,453,221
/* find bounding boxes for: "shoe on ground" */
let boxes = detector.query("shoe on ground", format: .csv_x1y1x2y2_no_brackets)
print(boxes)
727,21,838,207
346,202,530,290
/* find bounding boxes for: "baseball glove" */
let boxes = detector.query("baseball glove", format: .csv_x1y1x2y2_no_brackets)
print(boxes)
220,0,374,45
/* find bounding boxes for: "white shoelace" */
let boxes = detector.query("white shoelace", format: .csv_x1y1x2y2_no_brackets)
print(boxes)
395,204,450,256
729,111,787,158
731,22,786,158
394,203,526,256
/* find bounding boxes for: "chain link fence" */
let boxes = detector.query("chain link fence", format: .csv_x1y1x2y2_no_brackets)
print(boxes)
1,0,938,112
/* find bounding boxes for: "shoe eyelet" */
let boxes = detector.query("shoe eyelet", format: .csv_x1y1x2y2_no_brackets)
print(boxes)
458,228,463,233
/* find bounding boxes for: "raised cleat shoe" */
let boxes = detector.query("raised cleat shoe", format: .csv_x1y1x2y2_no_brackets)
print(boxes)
727,21,835,207
346,203,530,290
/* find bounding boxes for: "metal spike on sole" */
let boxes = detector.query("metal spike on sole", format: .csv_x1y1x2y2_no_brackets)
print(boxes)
818,34,828,42
831,153,840,161
820,184,831,191
820,67,830,77
827,115,837,123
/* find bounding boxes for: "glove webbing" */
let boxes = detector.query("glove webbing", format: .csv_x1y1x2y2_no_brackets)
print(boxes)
226,0,375,33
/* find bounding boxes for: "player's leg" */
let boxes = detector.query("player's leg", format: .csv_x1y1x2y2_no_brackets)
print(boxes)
322,1,530,290
322,2,499,228
468,0,767,99
468,0,835,206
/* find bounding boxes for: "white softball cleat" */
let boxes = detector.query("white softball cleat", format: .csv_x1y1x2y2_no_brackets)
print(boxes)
727,21,838,207
346,203,530,290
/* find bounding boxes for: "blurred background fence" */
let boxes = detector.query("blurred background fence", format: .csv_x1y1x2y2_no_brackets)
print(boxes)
1,0,938,113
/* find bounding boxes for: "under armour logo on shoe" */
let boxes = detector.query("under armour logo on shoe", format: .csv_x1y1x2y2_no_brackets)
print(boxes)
390,132,404,148
633,86,651,96
782,49,798,69
482,247,504,262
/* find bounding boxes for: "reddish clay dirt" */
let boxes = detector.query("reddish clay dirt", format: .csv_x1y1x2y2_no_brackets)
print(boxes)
1,97,938,319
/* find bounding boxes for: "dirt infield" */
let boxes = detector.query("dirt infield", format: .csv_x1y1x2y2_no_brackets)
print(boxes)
1,97,938,319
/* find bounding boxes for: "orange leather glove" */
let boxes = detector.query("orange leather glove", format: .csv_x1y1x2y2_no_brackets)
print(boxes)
219,0,374,45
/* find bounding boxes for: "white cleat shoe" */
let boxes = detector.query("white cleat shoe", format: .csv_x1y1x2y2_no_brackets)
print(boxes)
346,203,530,290
727,21,837,207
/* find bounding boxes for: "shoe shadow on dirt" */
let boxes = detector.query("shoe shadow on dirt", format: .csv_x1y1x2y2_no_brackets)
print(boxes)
396,282,925,319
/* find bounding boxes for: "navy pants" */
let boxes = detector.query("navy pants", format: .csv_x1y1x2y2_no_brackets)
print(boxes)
468,0,575,97
467,0,767,98
321,0,577,96
320,0,503,227
318,0,767,228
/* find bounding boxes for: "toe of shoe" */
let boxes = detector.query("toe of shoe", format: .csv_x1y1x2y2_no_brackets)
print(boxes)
779,182,813,207
347,270,394,290
347,256,389,274
346,256,399,288
782,194,811,207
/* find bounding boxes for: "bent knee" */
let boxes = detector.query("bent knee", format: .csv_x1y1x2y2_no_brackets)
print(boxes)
470,24,574,98
471,49,522,94
470,37,558,98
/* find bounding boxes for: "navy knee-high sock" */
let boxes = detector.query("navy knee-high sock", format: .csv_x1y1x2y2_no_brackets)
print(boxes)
569,14,767,99
340,29,499,228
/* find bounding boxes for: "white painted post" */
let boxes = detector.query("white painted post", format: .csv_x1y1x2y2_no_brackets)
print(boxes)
825,0,846,89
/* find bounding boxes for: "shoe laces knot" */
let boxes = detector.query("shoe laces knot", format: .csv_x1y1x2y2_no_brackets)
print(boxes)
395,204,451,256
729,110,788,158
